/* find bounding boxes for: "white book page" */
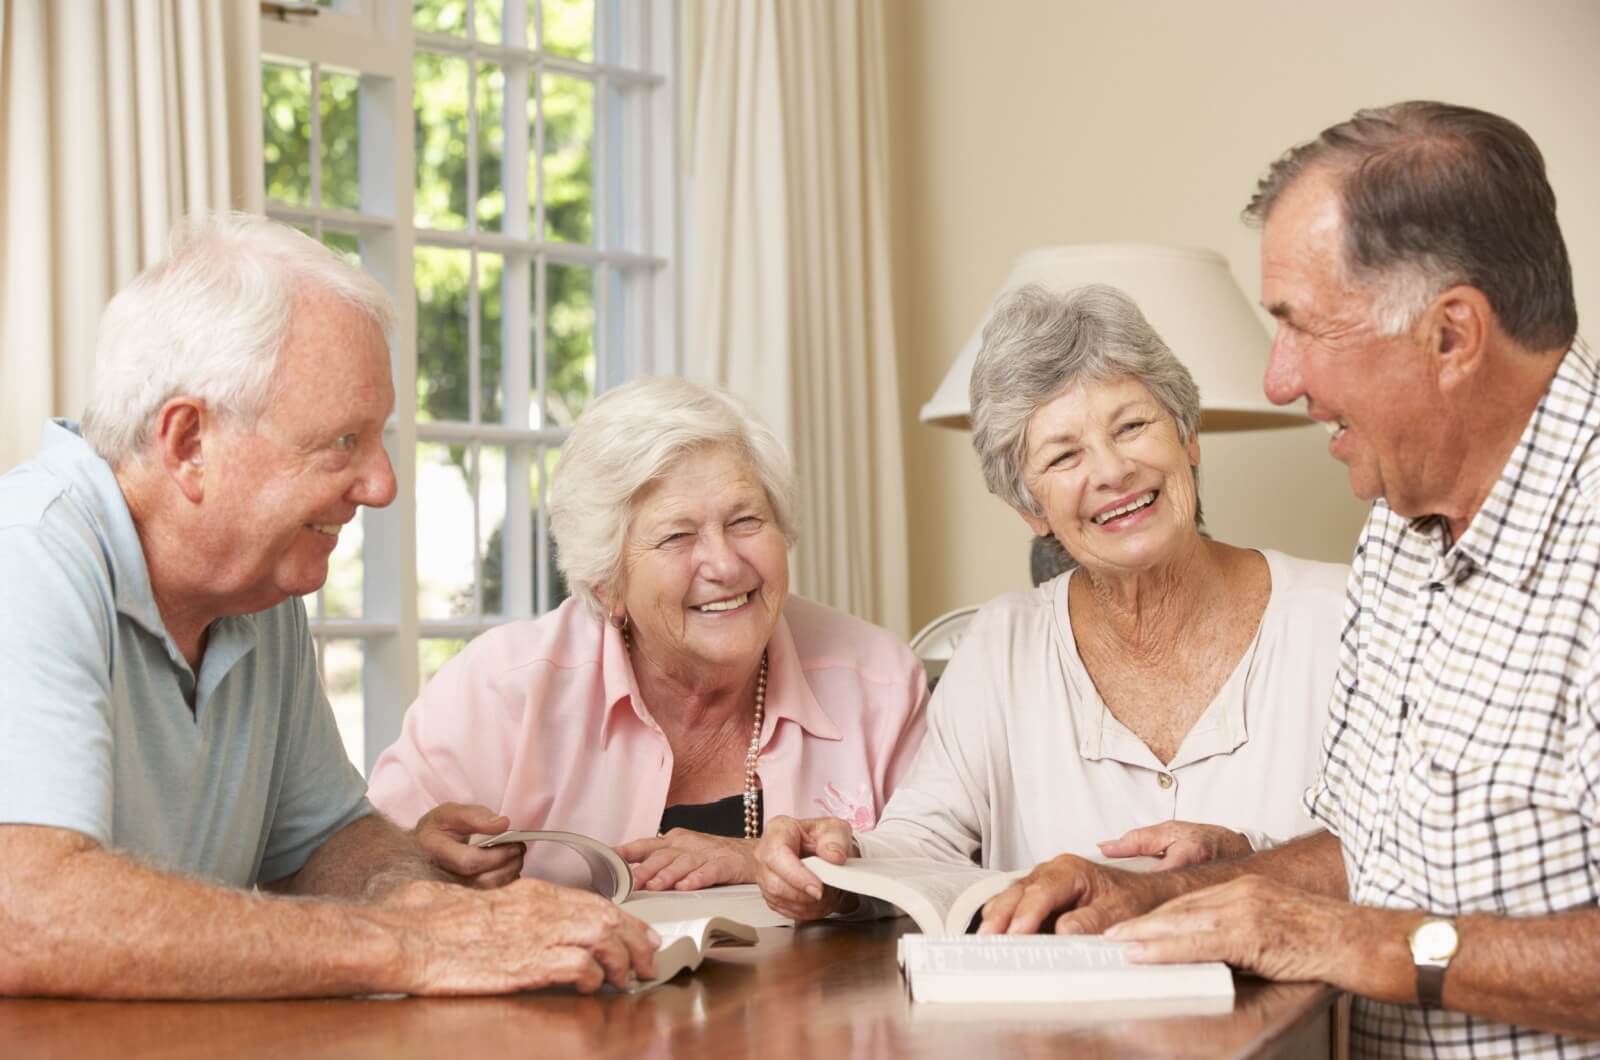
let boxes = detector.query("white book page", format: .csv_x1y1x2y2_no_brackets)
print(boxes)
623,884,793,928
900,936,1234,1005
805,857,1006,934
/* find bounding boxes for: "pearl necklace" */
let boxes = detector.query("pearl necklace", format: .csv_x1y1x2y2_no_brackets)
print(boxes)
625,627,768,839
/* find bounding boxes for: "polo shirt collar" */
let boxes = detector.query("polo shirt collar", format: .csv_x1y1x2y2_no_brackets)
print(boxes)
600,607,842,745
1431,343,1595,588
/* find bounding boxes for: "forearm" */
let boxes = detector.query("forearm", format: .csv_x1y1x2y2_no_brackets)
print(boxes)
0,831,414,999
1321,905,1600,1038
266,813,449,898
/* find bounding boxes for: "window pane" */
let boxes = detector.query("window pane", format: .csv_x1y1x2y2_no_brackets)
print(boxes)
319,69,361,210
322,229,362,267
415,245,472,423
533,446,569,612
480,445,507,617
541,74,594,244
263,62,311,205
543,0,595,61
474,0,504,43
479,252,505,423
476,62,506,232
323,510,365,619
420,638,468,685
414,52,469,230
417,442,475,618
543,262,595,428
414,0,466,36
317,637,365,773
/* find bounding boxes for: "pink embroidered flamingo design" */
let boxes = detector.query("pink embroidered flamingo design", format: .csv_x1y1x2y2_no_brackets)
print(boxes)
815,781,877,832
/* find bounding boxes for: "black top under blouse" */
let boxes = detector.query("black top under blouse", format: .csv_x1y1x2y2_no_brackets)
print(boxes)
657,789,763,838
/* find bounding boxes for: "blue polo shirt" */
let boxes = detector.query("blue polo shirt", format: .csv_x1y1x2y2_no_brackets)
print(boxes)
0,421,371,886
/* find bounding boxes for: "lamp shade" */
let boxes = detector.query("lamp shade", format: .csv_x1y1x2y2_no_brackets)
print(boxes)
919,244,1307,432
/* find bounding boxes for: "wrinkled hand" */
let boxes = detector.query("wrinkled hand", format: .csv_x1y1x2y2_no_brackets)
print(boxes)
978,853,1169,936
383,877,660,994
1097,820,1254,869
415,802,525,889
753,815,856,921
1106,875,1349,983
615,829,758,891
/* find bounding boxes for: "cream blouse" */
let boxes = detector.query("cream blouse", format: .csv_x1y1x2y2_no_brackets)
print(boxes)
856,549,1348,868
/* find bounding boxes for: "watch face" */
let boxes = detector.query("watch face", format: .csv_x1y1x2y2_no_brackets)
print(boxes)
1414,919,1459,961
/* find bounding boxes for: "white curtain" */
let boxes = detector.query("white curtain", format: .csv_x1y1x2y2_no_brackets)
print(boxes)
0,0,260,473
685,0,910,636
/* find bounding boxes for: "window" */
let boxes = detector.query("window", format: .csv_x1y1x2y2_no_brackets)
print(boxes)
261,0,677,771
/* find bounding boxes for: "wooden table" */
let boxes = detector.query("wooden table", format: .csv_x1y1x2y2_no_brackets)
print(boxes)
0,920,1339,1059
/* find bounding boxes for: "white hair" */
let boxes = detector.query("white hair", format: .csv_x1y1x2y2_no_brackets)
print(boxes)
549,376,799,617
81,212,395,465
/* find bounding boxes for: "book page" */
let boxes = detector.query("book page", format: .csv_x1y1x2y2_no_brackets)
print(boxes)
470,829,631,903
623,884,793,928
899,936,1235,1005
805,857,1007,935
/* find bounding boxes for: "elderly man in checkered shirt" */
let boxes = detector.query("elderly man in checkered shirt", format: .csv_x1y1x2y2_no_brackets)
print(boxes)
977,101,1600,1057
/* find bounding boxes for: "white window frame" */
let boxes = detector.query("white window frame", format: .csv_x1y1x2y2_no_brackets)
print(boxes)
260,0,679,771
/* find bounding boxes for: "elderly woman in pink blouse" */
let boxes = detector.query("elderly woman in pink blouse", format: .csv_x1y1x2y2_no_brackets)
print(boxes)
367,377,928,893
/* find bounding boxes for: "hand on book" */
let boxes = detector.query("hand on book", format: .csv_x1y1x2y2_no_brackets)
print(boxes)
415,802,526,888
753,815,857,921
1096,821,1253,868
976,854,1169,937
615,829,758,891
1105,875,1348,984
379,877,661,994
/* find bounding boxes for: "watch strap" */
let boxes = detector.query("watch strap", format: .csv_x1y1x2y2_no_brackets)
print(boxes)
1416,960,1446,1008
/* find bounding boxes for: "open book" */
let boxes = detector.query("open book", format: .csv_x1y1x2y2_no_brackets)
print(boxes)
897,934,1234,1006
631,916,758,991
802,855,1159,936
472,829,792,928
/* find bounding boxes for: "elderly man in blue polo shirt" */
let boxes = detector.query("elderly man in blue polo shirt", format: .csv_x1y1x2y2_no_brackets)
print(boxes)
0,214,656,998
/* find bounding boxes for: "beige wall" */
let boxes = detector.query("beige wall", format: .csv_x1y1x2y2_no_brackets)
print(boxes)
884,0,1600,632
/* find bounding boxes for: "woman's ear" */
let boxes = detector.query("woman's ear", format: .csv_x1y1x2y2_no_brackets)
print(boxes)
1186,430,1201,469
1019,508,1051,538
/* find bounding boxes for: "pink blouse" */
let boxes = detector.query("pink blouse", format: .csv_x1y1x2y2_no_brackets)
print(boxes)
367,595,928,886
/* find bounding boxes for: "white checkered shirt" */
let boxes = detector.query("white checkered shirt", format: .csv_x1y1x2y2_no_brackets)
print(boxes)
1306,341,1600,1058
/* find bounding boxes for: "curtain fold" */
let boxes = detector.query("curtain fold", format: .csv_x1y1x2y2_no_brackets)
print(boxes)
685,0,910,636
0,0,257,473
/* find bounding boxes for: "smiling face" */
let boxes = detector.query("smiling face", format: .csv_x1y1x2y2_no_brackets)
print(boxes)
1259,168,1444,509
614,445,789,678
1018,375,1202,577
201,287,398,613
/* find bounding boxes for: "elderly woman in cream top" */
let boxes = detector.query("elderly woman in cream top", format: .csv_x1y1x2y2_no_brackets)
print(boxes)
755,283,1347,920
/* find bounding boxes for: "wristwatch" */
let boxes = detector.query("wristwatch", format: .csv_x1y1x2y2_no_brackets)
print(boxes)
1408,916,1458,1008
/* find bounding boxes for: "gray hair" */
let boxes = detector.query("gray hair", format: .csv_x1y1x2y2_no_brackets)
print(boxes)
549,376,799,617
82,212,395,466
970,284,1201,520
1244,100,1577,349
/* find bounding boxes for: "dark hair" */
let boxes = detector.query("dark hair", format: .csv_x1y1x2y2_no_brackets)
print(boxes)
1244,101,1577,351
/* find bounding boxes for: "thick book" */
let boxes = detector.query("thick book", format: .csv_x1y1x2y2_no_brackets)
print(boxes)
897,934,1234,1006
802,855,1159,936
632,916,758,990
472,829,793,927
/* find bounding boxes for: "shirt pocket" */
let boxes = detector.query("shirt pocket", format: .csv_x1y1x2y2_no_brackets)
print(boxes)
1394,733,1581,915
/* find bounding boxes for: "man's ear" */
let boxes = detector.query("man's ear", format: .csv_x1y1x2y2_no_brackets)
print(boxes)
1426,286,1491,392
152,397,208,503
